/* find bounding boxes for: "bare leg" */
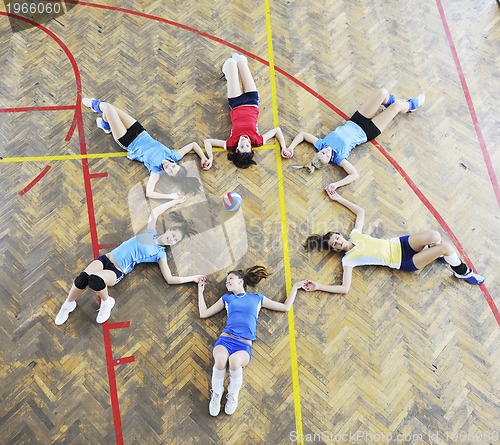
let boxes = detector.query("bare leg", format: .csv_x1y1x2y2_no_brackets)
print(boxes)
408,230,455,269
357,88,391,119
100,102,137,140
370,100,409,133
224,59,243,99
228,351,250,370
213,345,230,370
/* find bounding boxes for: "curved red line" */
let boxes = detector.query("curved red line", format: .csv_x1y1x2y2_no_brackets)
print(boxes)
18,165,51,195
58,1,499,325
1,12,126,445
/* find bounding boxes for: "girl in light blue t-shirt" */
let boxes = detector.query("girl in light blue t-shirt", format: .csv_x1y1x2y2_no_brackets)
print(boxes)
55,197,205,326
283,88,425,193
82,98,213,196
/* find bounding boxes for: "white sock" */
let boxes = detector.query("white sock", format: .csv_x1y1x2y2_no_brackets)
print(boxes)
63,300,76,308
211,366,226,394
228,367,243,395
443,253,461,267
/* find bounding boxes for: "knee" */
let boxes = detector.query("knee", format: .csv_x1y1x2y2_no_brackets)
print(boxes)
88,274,106,291
74,271,89,290
228,355,243,371
440,242,455,257
378,88,389,101
428,230,442,244
214,356,228,370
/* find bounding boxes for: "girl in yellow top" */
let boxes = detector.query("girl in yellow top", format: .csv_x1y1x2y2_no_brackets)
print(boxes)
301,191,485,294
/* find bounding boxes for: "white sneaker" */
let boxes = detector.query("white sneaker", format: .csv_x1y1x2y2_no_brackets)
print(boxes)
96,297,115,323
82,97,95,109
209,390,223,416
55,301,77,325
225,392,238,415
232,52,247,63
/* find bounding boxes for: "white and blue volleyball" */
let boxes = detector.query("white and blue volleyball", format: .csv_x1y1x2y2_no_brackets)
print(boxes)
223,192,243,211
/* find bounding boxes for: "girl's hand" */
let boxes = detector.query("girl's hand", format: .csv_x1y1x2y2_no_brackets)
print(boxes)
170,193,185,200
302,280,318,291
293,280,307,289
201,156,213,170
196,275,207,287
325,187,340,201
281,147,294,158
175,195,188,204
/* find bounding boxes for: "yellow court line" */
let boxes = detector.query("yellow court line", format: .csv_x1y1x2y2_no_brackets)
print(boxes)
264,0,304,443
0,152,128,163
0,145,277,164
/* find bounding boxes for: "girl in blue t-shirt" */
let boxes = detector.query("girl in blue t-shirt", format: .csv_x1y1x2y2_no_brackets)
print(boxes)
55,197,205,326
282,88,425,192
300,190,485,296
197,266,304,416
82,98,213,195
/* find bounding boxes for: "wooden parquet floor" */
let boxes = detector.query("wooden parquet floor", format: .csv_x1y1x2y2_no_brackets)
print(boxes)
0,1,499,444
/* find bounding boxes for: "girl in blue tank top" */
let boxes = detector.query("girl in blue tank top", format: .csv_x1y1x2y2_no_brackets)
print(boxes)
197,266,305,416
282,87,425,193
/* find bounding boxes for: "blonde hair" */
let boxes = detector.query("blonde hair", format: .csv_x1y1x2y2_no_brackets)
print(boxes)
290,153,325,174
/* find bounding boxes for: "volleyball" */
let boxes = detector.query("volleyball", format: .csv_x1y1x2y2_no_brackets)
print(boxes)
222,191,242,211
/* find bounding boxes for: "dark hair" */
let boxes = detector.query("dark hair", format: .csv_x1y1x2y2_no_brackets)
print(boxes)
304,231,341,252
227,265,269,289
227,151,257,169
170,211,198,238
168,164,201,193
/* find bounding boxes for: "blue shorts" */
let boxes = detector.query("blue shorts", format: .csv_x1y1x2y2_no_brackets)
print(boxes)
399,235,418,272
228,91,259,109
96,255,125,284
213,336,253,358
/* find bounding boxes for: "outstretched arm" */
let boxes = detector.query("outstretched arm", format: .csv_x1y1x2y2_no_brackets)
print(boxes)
325,159,359,193
197,277,225,318
261,280,307,312
177,141,213,170
281,131,318,158
146,172,186,200
325,190,365,231
203,138,226,160
158,258,205,285
147,196,187,231
262,127,287,155
302,267,353,294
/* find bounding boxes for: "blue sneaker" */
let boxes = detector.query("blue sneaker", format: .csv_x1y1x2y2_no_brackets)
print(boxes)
383,93,396,108
82,97,103,113
454,268,485,285
407,93,425,112
96,117,111,134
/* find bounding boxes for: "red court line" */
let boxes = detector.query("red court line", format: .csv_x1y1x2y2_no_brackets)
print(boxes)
435,0,500,208
18,165,51,195
61,0,499,335
1,12,128,445
89,172,108,179
0,105,76,112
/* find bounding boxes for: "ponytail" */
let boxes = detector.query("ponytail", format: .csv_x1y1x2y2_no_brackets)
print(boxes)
170,165,201,193
289,153,324,174
228,265,270,289
304,232,339,252
170,211,198,238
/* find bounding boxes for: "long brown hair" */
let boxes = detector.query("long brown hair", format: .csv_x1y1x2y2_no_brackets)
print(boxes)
304,232,341,252
227,265,269,289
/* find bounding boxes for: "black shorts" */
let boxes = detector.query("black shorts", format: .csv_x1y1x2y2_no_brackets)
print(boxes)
96,254,125,283
228,91,259,109
350,111,381,141
116,121,145,148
